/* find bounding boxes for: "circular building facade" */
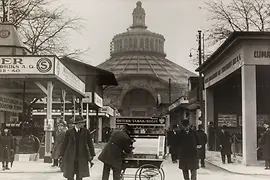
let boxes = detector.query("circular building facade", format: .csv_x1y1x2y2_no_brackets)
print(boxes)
98,1,196,117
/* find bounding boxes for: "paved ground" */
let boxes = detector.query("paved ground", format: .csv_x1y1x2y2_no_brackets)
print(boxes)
0,158,269,180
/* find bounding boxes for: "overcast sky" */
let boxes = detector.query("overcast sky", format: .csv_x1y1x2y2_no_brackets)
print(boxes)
57,0,214,73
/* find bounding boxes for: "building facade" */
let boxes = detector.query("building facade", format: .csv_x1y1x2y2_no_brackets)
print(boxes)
98,1,195,124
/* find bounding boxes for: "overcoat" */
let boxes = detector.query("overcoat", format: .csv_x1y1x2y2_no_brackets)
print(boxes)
260,129,270,160
60,128,95,179
98,130,133,169
177,129,199,170
196,130,207,159
219,131,232,155
167,130,179,154
51,131,66,159
0,135,14,162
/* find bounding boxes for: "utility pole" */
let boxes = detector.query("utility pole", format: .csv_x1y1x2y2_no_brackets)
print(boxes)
198,30,205,129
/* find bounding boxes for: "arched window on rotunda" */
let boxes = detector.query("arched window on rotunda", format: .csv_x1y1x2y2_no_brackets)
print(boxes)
150,39,154,50
145,38,149,50
124,39,128,50
134,38,138,49
140,37,144,50
129,38,133,49
155,39,158,52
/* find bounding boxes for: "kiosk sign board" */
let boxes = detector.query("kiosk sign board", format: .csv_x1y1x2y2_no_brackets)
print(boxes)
0,56,54,74
116,117,165,125
0,95,23,113
55,59,85,95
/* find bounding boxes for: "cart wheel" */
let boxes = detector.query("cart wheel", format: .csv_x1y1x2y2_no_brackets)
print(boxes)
135,164,164,180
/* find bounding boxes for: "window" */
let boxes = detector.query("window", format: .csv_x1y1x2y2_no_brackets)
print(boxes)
150,39,154,50
145,38,149,50
124,39,128,50
134,38,138,49
129,38,133,49
140,38,144,50
155,39,159,51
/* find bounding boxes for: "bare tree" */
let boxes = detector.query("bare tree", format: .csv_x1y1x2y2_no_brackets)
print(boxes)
0,0,88,56
205,0,270,45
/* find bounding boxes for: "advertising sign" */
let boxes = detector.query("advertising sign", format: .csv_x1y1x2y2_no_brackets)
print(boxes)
116,117,165,125
218,114,237,127
94,93,103,108
82,92,92,103
44,119,54,131
0,56,54,74
100,106,114,116
55,59,85,95
157,135,166,158
0,95,23,113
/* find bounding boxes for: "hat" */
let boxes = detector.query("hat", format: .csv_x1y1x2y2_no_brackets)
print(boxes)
57,120,67,127
182,119,190,127
73,116,86,124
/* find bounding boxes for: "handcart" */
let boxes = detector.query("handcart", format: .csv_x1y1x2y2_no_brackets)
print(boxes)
121,135,167,180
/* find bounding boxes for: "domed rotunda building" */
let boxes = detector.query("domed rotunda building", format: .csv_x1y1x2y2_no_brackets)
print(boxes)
98,1,196,117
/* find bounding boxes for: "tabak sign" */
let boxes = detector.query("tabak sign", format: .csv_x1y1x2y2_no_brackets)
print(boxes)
116,117,166,125
0,56,54,74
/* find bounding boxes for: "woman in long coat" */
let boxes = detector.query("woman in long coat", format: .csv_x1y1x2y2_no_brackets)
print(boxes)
51,121,68,167
260,123,270,169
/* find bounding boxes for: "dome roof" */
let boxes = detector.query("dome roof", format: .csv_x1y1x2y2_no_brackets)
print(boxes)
98,1,196,84
98,53,196,84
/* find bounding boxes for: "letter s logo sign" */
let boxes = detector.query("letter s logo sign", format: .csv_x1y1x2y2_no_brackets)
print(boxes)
37,58,52,73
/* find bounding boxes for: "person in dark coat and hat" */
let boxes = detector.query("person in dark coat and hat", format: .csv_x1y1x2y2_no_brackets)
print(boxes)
167,124,179,163
196,124,207,168
0,128,14,170
51,120,68,168
177,119,200,180
59,116,95,180
219,125,233,164
98,124,134,180
259,122,270,169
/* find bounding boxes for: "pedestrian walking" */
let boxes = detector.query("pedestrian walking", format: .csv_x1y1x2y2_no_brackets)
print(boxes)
196,124,207,168
51,120,68,167
259,122,270,170
0,128,14,170
177,119,200,180
208,122,215,151
167,124,179,163
60,116,95,180
98,124,134,180
219,125,233,164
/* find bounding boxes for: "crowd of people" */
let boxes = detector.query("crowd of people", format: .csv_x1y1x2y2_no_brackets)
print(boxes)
166,120,270,180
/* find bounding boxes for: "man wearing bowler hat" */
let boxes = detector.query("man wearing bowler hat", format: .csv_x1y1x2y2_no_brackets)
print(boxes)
60,116,95,180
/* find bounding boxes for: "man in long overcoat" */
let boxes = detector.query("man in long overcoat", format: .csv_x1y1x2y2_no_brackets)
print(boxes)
177,120,200,180
207,122,215,150
0,128,14,170
98,124,134,180
260,123,270,169
219,125,233,164
60,116,95,180
167,124,179,163
196,124,207,168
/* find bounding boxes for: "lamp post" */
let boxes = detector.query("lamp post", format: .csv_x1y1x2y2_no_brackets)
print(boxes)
189,30,205,129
